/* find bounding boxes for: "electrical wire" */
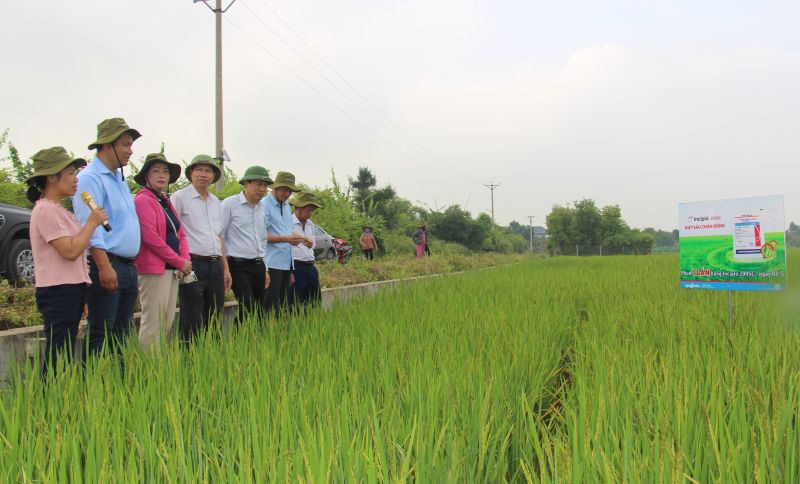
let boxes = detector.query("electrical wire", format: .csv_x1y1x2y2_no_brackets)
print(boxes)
225,15,481,186
245,0,484,184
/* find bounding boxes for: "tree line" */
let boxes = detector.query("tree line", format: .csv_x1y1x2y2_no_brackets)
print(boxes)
545,199,673,256
9,129,791,257
322,167,530,255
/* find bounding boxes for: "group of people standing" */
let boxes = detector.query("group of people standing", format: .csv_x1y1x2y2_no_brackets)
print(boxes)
357,223,429,260
26,117,324,373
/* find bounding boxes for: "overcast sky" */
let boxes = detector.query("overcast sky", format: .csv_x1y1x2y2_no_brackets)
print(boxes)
2,0,798,230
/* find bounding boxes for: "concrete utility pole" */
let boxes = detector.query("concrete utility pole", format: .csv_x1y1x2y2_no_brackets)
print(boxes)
527,215,535,253
484,181,500,226
195,0,237,191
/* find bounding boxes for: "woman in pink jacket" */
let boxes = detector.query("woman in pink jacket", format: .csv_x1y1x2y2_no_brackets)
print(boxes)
133,153,191,350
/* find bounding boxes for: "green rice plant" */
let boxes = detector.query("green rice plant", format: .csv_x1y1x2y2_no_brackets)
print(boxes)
550,254,800,482
0,252,798,481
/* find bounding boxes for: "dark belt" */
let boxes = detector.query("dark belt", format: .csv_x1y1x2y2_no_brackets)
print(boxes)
91,253,136,265
190,254,220,262
294,260,315,266
228,256,264,264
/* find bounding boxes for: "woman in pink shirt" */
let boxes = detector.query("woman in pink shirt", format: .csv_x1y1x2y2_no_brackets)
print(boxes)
133,153,191,351
26,147,107,374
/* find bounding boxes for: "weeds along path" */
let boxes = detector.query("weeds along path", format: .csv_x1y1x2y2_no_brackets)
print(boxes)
1,254,800,481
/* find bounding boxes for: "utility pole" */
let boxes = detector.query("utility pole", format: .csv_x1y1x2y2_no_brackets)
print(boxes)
484,181,500,226
527,215,535,253
195,0,237,191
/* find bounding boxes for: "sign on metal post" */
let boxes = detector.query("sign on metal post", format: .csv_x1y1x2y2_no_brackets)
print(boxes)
679,195,787,292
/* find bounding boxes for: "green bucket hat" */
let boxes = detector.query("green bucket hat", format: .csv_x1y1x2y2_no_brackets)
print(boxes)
133,153,182,187
291,191,323,209
87,117,142,150
185,154,222,184
268,171,299,191
239,165,273,185
25,147,87,184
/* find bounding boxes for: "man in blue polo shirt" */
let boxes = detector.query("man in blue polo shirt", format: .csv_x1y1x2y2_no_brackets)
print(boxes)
73,117,142,357
263,171,305,314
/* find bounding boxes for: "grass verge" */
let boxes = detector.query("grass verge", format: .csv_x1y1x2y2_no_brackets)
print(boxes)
0,252,531,330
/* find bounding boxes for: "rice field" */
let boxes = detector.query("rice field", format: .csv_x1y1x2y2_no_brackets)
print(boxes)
1,253,799,481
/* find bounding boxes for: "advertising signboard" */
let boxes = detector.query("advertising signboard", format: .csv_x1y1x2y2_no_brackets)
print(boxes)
679,195,786,291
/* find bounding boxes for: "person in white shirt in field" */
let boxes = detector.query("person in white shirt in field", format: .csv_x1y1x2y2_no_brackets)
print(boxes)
288,191,323,310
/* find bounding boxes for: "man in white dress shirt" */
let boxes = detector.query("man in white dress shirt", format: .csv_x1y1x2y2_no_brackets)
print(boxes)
171,154,232,341
221,165,272,321
289,192,323,310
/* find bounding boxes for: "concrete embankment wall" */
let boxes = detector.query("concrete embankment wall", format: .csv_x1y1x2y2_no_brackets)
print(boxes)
0,271,454,383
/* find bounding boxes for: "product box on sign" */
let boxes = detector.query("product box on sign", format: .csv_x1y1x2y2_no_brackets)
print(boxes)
678,195,786,292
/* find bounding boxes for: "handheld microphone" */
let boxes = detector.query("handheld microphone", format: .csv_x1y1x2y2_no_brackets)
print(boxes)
81,192,112,232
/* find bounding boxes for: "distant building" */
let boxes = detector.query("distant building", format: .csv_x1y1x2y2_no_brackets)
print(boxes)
533,226,548,238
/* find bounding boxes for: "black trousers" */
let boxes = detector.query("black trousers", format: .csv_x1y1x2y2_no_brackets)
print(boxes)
362,248,374,260
228,257,267,321
263,268,292,314
36,283,86,374
289,263,321,310
179,258,225,342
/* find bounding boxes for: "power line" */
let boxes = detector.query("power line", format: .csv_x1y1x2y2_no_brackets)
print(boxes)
224,16,482,186
239,2,468,182
234,0,483,185
247,0,484,184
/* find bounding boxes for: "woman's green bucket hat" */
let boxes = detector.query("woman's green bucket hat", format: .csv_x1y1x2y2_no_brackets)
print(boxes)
185,154,222,183
291,191,323,209
24,147,87,184
268,171,299,191
87,117,141,150
133,153,182,186
239,165,273,185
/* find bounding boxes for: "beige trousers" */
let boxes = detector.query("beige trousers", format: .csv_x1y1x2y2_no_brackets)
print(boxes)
137,272,179,351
